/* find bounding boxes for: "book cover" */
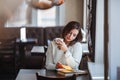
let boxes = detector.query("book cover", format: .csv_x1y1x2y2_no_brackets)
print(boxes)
57,71,74,76
57,69,88,76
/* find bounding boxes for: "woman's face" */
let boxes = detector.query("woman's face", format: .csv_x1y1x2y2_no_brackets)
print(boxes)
64,29,79,43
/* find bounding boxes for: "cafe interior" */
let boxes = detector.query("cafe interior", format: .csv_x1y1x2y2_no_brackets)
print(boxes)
0,0,120,80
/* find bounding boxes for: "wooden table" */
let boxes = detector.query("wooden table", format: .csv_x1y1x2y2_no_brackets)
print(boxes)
15,69,90,80
31,46,45,56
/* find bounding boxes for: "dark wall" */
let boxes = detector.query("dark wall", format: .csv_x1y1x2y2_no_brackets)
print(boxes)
0,27,20,39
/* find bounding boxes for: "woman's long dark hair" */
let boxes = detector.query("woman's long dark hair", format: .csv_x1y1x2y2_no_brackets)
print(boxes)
62,21,83,46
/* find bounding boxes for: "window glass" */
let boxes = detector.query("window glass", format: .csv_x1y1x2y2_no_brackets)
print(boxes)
37,7,57,27
5,0,28,27
4,0,64,27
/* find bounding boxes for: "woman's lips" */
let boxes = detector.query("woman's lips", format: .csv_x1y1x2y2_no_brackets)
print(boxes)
66,37,71,41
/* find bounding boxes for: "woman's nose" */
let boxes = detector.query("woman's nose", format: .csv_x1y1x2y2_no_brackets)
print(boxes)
69,34,73,39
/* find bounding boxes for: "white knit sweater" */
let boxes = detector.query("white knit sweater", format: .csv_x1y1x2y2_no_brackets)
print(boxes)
45,38,83,70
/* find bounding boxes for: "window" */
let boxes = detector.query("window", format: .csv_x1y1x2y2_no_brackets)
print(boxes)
4,0,65,27
37,6,58,27
5,0,28,27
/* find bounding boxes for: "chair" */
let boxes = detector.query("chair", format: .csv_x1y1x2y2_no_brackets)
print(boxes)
0,38,16,74
36,72,76,80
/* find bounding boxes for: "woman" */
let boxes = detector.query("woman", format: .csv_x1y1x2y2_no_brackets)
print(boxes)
45,21,83,70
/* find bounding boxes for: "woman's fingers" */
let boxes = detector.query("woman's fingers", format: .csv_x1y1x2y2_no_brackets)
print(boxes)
56,62,63,68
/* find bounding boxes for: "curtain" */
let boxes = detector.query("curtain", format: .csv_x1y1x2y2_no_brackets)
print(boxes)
87,0,97,62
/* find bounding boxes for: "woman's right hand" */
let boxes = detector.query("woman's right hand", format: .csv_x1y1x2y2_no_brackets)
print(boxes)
54,38,68,52
56,62,73,70
56,62,63,69
55,38,63,45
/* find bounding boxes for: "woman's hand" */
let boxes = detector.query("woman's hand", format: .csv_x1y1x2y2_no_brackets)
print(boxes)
56,62,73,70
55,38,68,52
56,62,63,69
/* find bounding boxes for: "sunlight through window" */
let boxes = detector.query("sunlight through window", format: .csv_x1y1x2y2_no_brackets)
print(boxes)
37,7,56,27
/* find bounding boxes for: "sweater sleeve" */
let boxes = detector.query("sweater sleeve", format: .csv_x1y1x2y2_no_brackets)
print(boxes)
64,42,83,69
45,41,56,70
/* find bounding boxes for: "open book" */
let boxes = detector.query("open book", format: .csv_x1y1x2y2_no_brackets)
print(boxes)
57,69,88,76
